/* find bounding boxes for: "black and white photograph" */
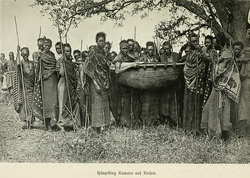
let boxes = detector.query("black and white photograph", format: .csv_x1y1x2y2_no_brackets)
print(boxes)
0,0,250,176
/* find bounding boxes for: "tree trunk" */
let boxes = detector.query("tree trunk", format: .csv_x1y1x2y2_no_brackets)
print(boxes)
228,2,250,46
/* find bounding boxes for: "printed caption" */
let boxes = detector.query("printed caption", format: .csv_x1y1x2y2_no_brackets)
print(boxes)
97,171,156,176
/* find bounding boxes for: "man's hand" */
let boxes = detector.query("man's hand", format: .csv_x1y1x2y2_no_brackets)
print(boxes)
95,84,101,93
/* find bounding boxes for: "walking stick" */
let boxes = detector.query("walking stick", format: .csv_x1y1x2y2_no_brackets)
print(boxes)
14,15,29,129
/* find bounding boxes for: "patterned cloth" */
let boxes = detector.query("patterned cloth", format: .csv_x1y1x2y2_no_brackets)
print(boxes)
201,49,241,137
83,45,111,128
13,60,35,123
32,51,58,125
83,46,109,91
183,50,206,94
182,49,207,133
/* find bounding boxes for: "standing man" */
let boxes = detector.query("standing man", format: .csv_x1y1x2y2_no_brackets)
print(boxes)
182,33,207,135
15,46,35,129
113,40,139,128
0,53,7,103
139,41,160,127
158,41,180,127
5,52,16,105
57,43,79,130
33,39,59,131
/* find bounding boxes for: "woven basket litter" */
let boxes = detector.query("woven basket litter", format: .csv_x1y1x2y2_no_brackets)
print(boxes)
111,62,184,90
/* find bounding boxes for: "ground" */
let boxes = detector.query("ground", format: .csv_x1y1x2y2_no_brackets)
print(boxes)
0,103,249,163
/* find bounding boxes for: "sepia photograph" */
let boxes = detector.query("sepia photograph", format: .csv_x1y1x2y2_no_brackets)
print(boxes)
0,0,250,176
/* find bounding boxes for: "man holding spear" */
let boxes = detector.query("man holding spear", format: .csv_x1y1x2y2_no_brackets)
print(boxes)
33,39,59,131
15,46,35,129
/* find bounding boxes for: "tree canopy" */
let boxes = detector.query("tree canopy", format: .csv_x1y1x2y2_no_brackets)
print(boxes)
31,0,250,45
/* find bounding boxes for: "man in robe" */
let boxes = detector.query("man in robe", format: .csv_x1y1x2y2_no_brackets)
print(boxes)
201,49,241,140
0,53,7,102
33,39,59,131
113,40,140,127
14,46,35,129
4,52,16,105
158,41,180,127
57,43,79,130
182,33,208,135
139,41,160,127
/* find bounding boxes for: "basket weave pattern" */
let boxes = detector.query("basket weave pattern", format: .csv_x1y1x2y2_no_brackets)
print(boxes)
116,63,184,90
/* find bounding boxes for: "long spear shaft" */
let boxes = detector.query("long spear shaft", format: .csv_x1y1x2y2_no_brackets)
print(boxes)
39,26,41,38
134,26,136,41
39,52,46,130
14,15,29,129
81,40,83,52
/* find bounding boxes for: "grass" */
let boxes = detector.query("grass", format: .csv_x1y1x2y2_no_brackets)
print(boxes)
0,103,249,163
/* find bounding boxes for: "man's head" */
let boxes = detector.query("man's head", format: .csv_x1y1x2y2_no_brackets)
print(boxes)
127,39,134,52
0,53,5,60
159,48,165,55
104,42,111,55
188,33,198,48
73,49,81,60
96,32,106,48
82,50,88,59
204,35,213,48
55,42,64,55
120,40,129,56
64,43,72,58
134,41,141,52
21,47,29,59
110,51,117,61
146,41,155,57
9,52,14,60
233,41,244,57
37,38,45,51
162,41,172,55
43,39,52,52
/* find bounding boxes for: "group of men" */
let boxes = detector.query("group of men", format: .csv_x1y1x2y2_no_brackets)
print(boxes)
0,30,249,140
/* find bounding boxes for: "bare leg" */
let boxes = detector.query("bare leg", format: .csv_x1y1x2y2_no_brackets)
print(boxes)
8,88,13,105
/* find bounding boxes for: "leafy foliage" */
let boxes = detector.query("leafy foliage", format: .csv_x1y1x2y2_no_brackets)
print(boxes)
30,0,249,44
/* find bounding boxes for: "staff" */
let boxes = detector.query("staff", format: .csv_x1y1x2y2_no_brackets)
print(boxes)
81,40,83,52
14,15,29,129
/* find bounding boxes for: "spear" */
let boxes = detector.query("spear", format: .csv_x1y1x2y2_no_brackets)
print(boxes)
81,40,83,52
39,26,42,38
134,26,136,41
14,15,29,129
